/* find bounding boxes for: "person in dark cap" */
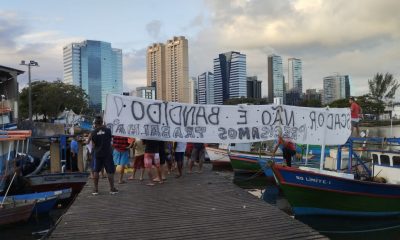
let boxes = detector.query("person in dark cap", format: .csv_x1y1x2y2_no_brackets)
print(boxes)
90,116,118,195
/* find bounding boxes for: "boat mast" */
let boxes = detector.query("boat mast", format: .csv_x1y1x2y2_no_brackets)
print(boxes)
319,107,329,170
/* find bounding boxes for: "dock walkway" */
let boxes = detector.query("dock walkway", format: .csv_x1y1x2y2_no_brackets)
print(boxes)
48,165,327,239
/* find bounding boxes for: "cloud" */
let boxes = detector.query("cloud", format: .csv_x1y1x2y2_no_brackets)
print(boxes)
182,14,205,32
0,12,84,89
145,20,162,40
123,48,147,92
2,1,400,102
0,11,28,50
194,0,400,98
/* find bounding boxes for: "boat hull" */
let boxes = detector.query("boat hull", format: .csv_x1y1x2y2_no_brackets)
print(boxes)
0,201,35,225
272,164,400,217
27,173,89,197
230,151,284,176
205,147,231,169
1,188,71,214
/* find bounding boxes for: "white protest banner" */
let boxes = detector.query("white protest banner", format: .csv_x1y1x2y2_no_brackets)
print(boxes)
104,94,351,145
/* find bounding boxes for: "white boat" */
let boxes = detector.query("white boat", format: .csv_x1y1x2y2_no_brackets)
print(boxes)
206,143,251,169
370,151,400,184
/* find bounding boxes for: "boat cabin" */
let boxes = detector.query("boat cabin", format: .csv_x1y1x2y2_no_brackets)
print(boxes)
371,151,400,184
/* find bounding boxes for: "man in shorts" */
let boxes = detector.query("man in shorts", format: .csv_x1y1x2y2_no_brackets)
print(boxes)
91,116,118,195
349,97,362,136
143,139,162,186
189,143,205,173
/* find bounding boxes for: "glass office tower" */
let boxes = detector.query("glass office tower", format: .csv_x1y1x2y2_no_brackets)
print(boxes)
63,40,122,112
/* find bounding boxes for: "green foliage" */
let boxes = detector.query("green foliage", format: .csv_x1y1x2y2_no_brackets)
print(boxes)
326,98,349,108
368,73,399,102
325,95,385,118
366,73,398,119
223,97,270,105
19,81,89,121
357,94,384,117
300,99,322,107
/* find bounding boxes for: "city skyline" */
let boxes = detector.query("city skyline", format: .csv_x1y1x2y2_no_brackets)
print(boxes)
1,0,399,100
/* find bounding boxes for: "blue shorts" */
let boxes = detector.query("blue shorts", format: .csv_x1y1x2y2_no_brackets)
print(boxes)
113,150,130,166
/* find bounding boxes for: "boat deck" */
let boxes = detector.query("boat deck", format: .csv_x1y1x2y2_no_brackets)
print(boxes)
48,164,327,239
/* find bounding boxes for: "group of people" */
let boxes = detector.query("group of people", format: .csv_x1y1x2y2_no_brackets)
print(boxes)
83,97,362,194
84,116,206,195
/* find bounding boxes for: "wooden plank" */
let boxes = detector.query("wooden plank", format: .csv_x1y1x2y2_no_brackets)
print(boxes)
48,164,327,240
50,142,60,173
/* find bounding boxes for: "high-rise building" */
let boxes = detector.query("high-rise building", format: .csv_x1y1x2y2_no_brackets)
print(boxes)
246,76,262,99
63,40,122,111
213,51,247,105
323,74,351,105
165,36,189,103
198,72,214,104
136,86,156,99
146,43,166,100
285,89,302,106
268,54,284,103
288,58,302,93
147,36,189,103
188,77,198,104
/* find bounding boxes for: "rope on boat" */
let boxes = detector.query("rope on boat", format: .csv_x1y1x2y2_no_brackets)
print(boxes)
234,169,265,182
318,223,400,234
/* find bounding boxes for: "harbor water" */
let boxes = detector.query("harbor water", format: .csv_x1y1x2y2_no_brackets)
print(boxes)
2,125,400,239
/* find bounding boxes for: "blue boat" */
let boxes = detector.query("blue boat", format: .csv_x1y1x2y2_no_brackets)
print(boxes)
0,188,71,215
265,137,400,217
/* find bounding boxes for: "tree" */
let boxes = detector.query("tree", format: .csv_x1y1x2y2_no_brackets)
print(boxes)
357,94,384,118
300,99,322,107
368,73,399,102
368,73,399,119
326,98,348,108
19,81,89,121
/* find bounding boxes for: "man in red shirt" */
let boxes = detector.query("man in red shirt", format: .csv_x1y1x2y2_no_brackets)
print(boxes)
271,131,296,167
349,97,362,136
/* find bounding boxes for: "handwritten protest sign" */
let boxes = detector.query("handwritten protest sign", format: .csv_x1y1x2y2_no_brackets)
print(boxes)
104,94,351,145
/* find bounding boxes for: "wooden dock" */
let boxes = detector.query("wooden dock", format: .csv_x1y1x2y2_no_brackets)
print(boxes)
48,165,327,239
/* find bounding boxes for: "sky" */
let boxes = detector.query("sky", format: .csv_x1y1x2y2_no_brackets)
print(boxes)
1,0,399,99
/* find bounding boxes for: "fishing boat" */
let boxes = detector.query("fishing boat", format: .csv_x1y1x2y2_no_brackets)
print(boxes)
27,173,88,197
0,188,71,215
1,195,57,215
0,200,35,226
206,146,231,169
0,130,32,191
296,144,330,156
21,134,89,198
229,150,284,175
269,137,400,217
0,106,17,130
206,143,251,169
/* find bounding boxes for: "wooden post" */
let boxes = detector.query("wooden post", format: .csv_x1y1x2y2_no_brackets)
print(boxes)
77,141,84,172
50,141,61,173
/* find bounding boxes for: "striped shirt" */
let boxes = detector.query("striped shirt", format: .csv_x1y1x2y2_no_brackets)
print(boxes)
112,136,130,152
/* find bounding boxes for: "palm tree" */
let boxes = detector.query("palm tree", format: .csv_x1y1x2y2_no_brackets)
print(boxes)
368,73,399,101
368,73,399,119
